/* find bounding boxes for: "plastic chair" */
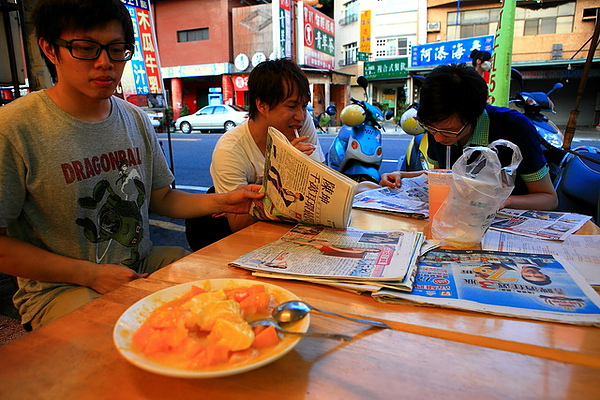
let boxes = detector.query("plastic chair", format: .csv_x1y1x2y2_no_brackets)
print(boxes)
553,147,600,224
184,187,232,251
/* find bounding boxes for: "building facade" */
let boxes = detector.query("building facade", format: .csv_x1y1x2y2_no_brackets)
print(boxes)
332,0,599,127
153,0,350,123
425,0,600,127
334,0,426,120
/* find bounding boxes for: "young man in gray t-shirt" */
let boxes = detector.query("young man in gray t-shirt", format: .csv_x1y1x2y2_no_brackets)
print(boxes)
0,0,262,330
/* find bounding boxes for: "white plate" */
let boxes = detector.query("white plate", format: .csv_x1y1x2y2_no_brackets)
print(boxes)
113,278,309,378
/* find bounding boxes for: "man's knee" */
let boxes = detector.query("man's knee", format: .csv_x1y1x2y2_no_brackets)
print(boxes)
141,246,190,274
29,286,100,330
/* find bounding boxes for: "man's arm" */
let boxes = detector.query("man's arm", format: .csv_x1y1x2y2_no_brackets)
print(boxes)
226,213,257,232
502,174,558,211
0,228,146,293
380,170,426,188
149,184,263,219
295,110,325,161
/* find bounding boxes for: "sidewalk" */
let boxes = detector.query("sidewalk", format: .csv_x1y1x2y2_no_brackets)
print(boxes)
568,126,599,140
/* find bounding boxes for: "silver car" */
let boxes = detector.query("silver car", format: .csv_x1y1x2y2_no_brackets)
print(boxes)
144,110,163,130
176,104,248,134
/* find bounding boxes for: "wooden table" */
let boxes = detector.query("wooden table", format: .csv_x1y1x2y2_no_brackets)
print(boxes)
1,210,600,399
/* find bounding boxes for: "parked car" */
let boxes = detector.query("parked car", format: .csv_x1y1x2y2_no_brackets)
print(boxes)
144,110,163,130
176,104,248,134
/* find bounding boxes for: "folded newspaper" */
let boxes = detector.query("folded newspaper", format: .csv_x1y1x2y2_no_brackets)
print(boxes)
373,249,600,326
489,208,591,241
352,175,429,219
249,127,358,228
229,223,425,293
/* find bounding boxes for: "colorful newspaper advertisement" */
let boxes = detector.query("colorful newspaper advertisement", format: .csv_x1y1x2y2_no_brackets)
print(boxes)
229,224,424,292
482,230,600,288
373,249,600,326
352,175,429,219
250,127,358,228
489,208,591,241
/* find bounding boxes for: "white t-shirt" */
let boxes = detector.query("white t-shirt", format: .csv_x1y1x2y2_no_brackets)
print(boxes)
210,111,325,193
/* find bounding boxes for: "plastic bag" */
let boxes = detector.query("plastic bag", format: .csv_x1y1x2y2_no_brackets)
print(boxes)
432,139,523,248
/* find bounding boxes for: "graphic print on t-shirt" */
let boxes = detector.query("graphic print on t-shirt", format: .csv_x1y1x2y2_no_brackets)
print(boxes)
76,159,146,270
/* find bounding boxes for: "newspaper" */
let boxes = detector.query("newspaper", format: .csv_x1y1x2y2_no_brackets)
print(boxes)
352,175,429,219
482,230,600,288
489,208,591,241
373,249,600,326
229,223,425,292
249,127,358,228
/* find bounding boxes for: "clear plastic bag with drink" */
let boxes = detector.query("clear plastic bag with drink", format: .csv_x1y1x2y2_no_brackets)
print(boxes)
431,139,522,248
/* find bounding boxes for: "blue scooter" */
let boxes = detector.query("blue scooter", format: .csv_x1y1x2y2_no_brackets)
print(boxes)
327,76,393,183
509,69,564,178
554,146,600,223
309,104,337,133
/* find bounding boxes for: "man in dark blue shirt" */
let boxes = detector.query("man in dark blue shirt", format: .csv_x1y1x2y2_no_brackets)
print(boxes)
381,64,558,211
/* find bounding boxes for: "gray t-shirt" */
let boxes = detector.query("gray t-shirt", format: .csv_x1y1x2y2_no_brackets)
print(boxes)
0,91,174,324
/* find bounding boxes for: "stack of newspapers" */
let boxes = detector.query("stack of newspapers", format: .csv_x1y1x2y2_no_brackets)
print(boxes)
230,224,425,294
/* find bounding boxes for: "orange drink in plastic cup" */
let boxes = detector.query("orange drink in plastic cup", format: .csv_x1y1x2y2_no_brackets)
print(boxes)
427,169,453,220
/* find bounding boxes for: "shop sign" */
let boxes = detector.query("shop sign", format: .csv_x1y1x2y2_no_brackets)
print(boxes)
120,0,163,95
360,10,371,53
364,58,408,80
161,63,230,79
297,4,335,70
233,75,249,91
357,52,370,62
521,68,600,80
272,0,293,59
411,35,494,68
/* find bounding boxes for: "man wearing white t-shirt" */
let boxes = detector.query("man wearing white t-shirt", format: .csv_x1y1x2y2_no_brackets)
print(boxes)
210,59,325,232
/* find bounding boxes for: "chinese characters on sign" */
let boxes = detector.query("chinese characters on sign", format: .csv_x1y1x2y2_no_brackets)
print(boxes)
120,0,163,96
364,58,408,80
360,10,371,54
410,35,494,68
298,3,335,70
274,0,293,59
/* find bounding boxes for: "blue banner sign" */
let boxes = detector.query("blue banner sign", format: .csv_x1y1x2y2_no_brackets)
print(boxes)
411,35,494,68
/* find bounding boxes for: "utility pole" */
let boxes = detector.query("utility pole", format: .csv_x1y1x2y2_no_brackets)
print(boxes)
20,0,52,91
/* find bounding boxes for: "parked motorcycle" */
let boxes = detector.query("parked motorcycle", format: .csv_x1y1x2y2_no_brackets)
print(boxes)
398,103,433,171
309,104,337,133
509,69,565,178
399,69,565,177
327,76,393,182
554,146,600,223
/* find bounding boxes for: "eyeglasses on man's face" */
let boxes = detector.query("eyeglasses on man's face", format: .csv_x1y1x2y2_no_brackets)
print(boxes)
55,39,134,62
419,120,470,138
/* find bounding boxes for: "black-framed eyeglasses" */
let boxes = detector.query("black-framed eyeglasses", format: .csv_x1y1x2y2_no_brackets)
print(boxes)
419,120,470,138
55,39,134,62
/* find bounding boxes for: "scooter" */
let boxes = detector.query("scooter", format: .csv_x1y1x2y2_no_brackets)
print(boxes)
399,69,565,176
398,103,432,171
307,104,337,133
327,76,393,183
509,69,565,178
553,146,600,223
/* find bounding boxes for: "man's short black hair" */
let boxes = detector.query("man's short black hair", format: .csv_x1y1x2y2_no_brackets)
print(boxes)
33,0,135,82
417,64,488,128
247,58,311,119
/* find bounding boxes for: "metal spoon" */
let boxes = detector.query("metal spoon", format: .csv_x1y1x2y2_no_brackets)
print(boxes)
250,318,351,341
273,300,391,329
